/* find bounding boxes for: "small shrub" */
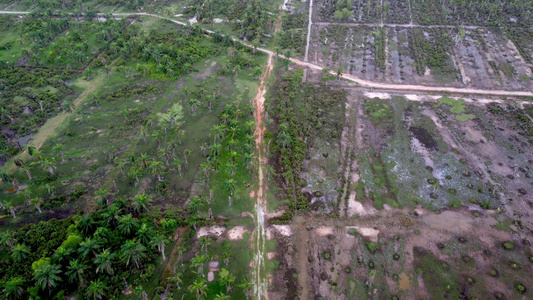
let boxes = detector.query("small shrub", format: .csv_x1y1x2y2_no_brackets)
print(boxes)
503,241,515,250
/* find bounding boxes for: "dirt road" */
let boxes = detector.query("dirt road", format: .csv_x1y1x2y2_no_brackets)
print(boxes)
252,53,274,300
1,10,532,97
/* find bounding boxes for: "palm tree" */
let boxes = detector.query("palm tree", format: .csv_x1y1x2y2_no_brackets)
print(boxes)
101,204,121,228
187,197,206,214
52,144,66,163
168,271,183,290
33,261,62,294
336,67,343,79
41,157,57,175
30,197,43,213
95,188,109,208
78,215,96,235
199,237,212,255
120,240,147,269
151,234,168,260
277,131,292,148
78,238,100,258
137,223,153,246
94,249,115,274
184,149,191,164
149,160,166,182
3,277,25,299
114,157,127,178
5,201,16,219
52,246,73,264
0,230,15,249
222,252,231,267
173,158,184,177
132,194,152,214
211,124,226,143
18,163,32,181
152,130,164,150
66,259,87,285
214,293,231,300
200,163,211,182
188,279,208,300
189,98,199,115
86,279,107,299
44,183,54,196
223,179,236,209
190,254,208,277
177,246,185,266
219,268,236,293
238,278,254,300
118,214,139,235
209,143,222,157
134,286,149,300
11,244,30,262
139,153,151,169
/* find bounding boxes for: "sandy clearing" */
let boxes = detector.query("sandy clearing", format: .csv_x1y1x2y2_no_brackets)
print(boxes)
315,226,334,236
196,226,226,238
347,226,380,242
364,92,391,99
271,225,292,237
227,226,248,240
421,211,473,233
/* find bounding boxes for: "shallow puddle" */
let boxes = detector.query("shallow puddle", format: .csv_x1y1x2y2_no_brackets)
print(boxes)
399,272,410,290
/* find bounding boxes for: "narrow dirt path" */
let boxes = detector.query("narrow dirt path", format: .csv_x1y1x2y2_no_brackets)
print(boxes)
294,215,310,299
252,53,274,300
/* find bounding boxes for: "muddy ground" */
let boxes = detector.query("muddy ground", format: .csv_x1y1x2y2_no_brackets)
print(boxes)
266,69,533,299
